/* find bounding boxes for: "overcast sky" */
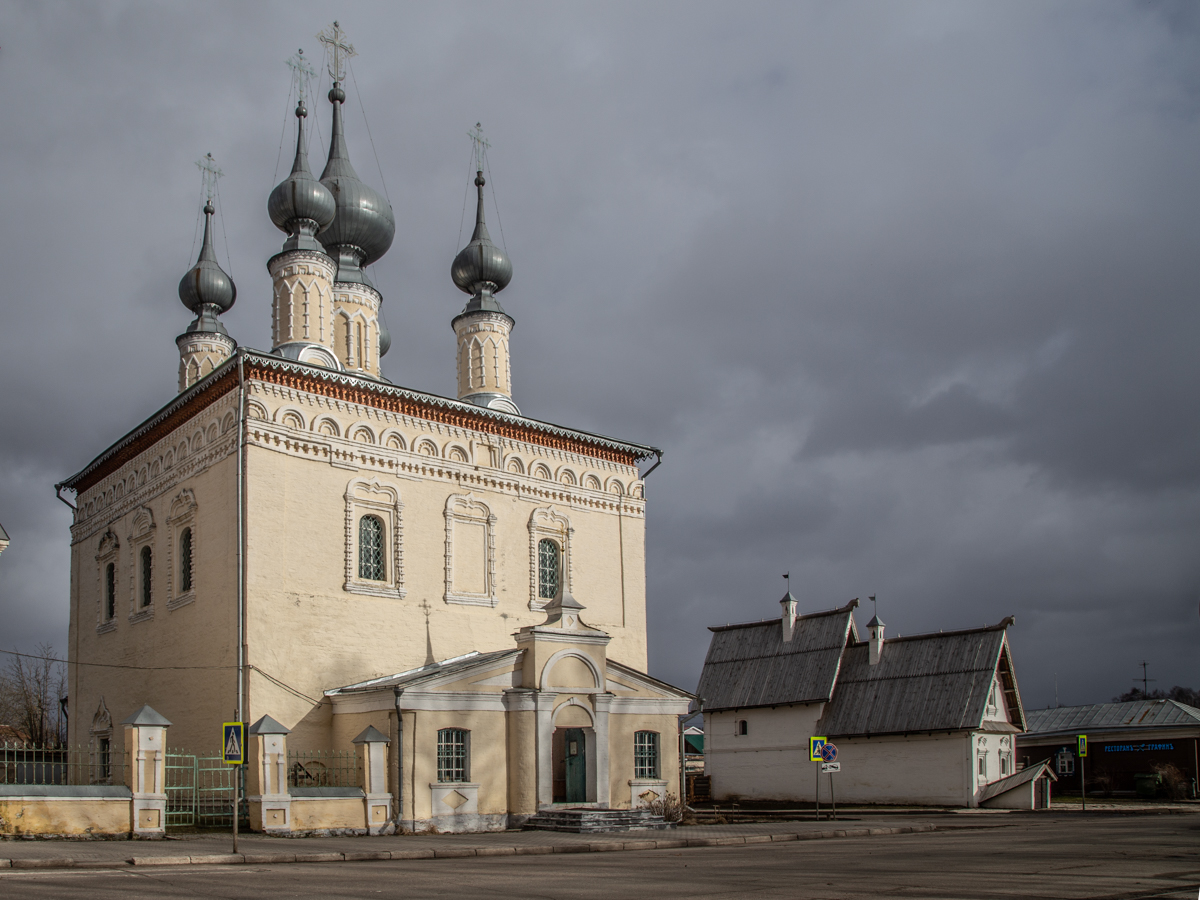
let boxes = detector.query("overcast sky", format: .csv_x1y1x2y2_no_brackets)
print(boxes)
1,1,1197,711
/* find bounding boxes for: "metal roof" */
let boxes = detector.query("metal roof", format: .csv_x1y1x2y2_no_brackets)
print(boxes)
1025,700,1200,736
326,649,518,695
695,603,858,712
819,627,1014,737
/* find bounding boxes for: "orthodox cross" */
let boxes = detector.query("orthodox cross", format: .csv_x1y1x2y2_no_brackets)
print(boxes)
286,47,317,103
317,21,356,83
195,152,223,203
783,571,790,594
468,122,490,173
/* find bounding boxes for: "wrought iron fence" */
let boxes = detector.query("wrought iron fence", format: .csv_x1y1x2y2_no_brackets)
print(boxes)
0,741,127,786
287,749,361,788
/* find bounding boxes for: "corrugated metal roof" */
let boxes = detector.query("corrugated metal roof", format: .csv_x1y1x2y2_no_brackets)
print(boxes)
819,627,1010,737
1025,700,1200,736
695,603,857,711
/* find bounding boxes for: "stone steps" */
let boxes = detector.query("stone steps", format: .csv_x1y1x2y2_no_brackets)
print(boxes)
523,807,675,833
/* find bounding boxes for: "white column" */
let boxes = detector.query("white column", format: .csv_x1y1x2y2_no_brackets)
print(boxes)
122,705,170,836
593,692,612,807
535,692,557,808
354,726,393,835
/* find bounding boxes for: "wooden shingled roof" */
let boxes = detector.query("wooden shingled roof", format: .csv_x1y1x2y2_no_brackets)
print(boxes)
696,604,1025,737
695,601,859,711
819,624,1025,737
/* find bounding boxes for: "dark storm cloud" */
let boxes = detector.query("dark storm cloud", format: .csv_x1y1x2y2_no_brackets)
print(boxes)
0,1,1197,710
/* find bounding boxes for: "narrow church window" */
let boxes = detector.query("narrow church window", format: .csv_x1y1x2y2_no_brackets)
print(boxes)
140,546,153,607
358,515,386,581
635,731,660,779
179,527,193,593
98,736,111,782
104,563,116,620
977,755,986,778
538,539,560,600
437,728,468,783
1000,755,1009,777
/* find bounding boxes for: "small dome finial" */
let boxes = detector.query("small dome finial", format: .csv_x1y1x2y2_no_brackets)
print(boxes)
452,123,511,308
269,53,336,253
179,192,236,331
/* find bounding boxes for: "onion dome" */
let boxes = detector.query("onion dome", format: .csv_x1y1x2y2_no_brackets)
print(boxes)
451,170,512,315
317,83,395,285
268,99,336,252
378,306,392,357
178,201,236,334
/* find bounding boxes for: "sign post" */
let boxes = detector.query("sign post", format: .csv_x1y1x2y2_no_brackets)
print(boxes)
1077,734,1087,812
809,737,826,821
223,722,246,853
820,743,839,821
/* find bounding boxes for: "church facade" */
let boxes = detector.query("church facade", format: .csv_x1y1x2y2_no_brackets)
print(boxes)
59,35,688,832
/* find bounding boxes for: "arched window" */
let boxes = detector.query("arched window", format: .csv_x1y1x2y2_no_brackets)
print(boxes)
437,728,469,783
635,731,660,779
538,539,560,600
140,546,153,608
179,527,193,593
358,515,385,581
104,563,116,621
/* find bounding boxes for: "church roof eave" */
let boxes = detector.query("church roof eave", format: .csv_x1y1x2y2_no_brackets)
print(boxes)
58,348,661,496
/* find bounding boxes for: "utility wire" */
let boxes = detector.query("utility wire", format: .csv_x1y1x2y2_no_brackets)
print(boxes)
484,151,508,253
272,71,296,186
214,178,233,280
457,142,474,252
346,59,391,205
0,650,324,707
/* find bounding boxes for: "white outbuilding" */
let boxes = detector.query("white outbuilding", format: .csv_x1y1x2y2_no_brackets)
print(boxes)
696,596,1054,809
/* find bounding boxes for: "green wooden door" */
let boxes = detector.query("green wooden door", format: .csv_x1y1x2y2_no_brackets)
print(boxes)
564,728,586,803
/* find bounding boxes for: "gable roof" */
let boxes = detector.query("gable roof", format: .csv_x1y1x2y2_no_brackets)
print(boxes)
978,758,1056,803
818,623,1022,737
1025,700,1200,737
695,602,858,712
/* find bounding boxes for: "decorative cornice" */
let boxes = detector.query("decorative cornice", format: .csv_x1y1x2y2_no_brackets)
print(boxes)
59,348,658,498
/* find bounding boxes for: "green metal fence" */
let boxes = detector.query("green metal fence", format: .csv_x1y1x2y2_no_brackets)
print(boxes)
164,751,246,830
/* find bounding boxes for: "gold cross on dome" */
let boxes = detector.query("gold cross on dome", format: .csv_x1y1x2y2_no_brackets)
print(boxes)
286,48,317,103
317,21,356,83
195,152,223,202
468,122,490,173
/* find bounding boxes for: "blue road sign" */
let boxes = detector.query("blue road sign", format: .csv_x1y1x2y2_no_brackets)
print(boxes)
821,742,838,763
809,736,826,762
222,722,245,765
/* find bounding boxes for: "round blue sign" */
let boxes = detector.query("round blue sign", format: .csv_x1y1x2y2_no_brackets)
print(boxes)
821,742,838,762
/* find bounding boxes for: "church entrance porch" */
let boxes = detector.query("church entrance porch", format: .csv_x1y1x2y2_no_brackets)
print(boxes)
552,727,587,803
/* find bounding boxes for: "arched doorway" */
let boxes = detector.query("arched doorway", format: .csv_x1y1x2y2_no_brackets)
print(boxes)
552,727,587,803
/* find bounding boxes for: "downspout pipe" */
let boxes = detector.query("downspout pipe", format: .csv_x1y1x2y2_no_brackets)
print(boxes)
54,484,77,510
236,351,246,727
641,449,663,480
394,689,405,830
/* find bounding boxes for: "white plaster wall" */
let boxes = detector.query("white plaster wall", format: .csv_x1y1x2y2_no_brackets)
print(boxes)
704,707,978,806
704,706,824,801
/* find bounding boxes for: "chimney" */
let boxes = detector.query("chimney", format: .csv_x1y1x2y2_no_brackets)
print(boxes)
867,614,885,665
781,593,798,642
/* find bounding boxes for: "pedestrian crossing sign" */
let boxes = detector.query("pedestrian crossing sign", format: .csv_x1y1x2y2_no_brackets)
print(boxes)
223,722,245,765
1076,734,1087,758
809,736,827,762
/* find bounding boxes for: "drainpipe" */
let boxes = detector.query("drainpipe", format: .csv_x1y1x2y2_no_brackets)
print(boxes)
236,352,246,726
394,690,405,831
641,450,663,480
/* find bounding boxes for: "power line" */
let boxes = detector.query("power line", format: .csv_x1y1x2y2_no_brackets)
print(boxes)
346,59,391,205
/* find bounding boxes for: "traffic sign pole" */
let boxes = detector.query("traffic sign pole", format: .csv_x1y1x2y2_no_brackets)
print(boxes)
830,772,836,821
1077,734,1087,812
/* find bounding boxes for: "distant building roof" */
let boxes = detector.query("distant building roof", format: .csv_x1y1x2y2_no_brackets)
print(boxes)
695,602,858,712
326,649,518,695
1024,700,1200,737
819,624,1025,737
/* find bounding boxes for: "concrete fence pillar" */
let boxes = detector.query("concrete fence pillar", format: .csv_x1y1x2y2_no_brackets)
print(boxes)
247,715,292,833
353,725,391,835
122,705,171,836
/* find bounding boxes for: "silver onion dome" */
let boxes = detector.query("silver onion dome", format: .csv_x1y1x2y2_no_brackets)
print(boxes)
178,202,236,333
451,171,512,315
378,306,392,357
317,83,395,285
268,100,336,252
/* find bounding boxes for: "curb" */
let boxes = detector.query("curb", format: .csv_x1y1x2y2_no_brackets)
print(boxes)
0,824,937,872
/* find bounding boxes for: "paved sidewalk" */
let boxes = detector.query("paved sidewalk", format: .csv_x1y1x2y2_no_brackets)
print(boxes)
0,815,1016,871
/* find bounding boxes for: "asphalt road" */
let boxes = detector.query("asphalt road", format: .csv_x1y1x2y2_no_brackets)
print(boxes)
1,815,1197,899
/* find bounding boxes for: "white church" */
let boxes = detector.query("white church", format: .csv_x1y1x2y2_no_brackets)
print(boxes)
59,26,691,834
